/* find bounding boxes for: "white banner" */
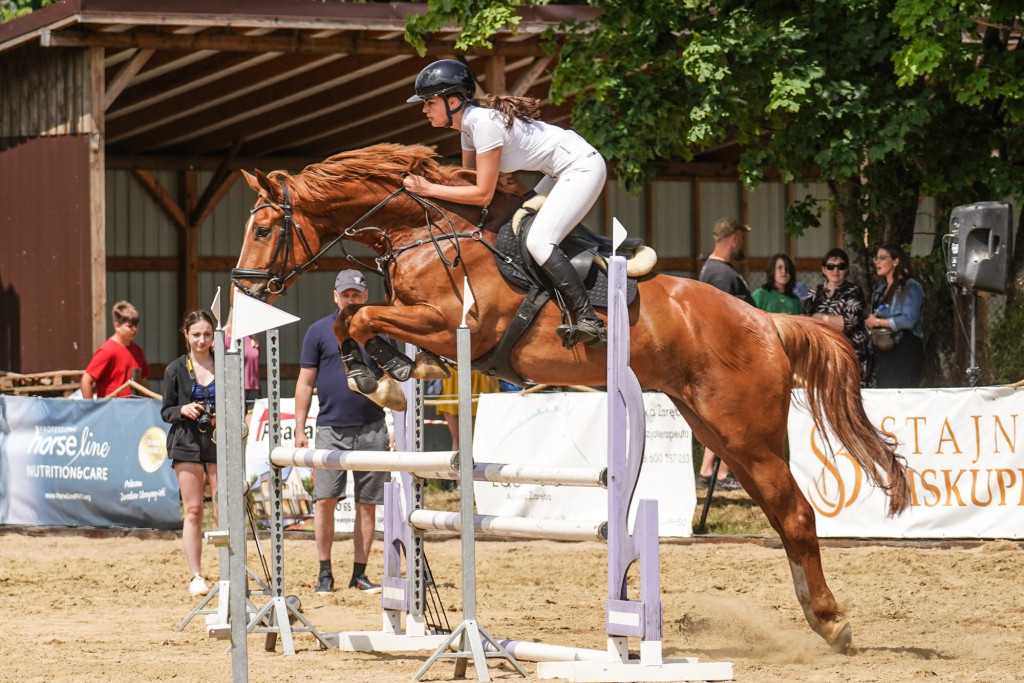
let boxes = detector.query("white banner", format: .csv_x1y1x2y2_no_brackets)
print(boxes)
788,386,1024,538
473,392,695,537
246,397,385,532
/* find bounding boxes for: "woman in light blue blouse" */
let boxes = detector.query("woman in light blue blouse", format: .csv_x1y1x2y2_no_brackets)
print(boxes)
865,243,926,387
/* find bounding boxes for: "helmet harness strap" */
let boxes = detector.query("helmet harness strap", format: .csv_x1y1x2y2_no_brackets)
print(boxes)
443,93,468,128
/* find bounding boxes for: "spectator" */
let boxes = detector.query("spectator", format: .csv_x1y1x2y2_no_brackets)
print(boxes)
865,244,925,388
803,248,874,387
699,218,755,306
696,217,753,490
752,253,803,314
294,270,387,594
161,310,218,597
80,300,149,398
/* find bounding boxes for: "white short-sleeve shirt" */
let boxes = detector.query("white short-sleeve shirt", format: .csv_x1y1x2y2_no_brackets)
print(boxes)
460,105,594,178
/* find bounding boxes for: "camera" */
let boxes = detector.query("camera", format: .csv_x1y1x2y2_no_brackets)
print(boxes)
196,402,216,434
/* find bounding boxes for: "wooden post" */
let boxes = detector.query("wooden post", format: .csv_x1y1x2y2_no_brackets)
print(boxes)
86,46,107,353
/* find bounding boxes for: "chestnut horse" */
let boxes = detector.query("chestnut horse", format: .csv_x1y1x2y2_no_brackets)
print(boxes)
232,143,909,653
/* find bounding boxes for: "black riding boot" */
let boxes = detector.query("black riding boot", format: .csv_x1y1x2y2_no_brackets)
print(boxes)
539,250,607,349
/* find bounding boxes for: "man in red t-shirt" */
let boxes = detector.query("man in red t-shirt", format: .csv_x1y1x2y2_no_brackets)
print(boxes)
80,300,150,398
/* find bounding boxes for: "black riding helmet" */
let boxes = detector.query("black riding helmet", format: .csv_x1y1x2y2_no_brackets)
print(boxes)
407,59,476,127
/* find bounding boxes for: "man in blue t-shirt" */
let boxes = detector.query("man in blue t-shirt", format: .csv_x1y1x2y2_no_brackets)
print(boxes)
294,270,388,594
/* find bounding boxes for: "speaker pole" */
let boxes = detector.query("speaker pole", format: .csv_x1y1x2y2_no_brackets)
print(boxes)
968,292,980,387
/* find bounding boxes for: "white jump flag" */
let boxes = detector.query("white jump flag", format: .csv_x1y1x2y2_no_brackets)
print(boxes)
460,276,475,328
210,287,222,326
612,217,627,255
230,287,301,340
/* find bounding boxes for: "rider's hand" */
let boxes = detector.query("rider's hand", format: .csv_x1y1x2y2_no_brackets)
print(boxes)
403,174,431,195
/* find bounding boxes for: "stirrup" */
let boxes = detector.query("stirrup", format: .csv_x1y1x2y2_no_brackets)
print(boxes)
555,318,607,350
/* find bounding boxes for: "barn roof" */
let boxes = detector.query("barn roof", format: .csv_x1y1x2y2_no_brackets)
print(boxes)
0,0,601,171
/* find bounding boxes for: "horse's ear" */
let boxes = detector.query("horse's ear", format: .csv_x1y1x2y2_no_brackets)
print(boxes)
241,170,261,194
243,168,280,202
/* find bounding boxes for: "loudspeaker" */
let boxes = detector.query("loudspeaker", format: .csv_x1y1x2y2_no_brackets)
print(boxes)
945,201,1014,294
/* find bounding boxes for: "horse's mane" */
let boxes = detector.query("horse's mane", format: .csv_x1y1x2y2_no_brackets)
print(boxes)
271,143,519,203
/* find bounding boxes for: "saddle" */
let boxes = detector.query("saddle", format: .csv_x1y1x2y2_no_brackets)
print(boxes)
472,195,657,386
493,196,652,308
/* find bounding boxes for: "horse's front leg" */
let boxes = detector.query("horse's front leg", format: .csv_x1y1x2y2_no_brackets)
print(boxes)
339,303,450,383
331,312,379,393
348,304,459,375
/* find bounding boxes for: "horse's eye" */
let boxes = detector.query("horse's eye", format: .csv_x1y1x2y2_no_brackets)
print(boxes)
255,225,273,240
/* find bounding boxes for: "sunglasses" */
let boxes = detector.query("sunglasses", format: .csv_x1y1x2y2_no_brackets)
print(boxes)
824,263,848,271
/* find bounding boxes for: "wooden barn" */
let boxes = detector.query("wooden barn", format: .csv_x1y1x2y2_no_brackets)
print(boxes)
1,0,913,391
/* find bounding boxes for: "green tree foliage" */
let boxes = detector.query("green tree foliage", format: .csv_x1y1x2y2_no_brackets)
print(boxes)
0,0,55,22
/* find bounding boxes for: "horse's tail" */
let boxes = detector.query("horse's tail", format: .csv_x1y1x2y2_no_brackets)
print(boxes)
771,314,911,516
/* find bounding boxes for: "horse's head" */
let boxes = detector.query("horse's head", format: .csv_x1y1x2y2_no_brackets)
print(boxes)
231,169,323,301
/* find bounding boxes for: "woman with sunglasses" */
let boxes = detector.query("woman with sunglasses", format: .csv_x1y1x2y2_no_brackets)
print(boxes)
752,253,803,314
864,243,926,388
803,248,874,386
161,310,219,597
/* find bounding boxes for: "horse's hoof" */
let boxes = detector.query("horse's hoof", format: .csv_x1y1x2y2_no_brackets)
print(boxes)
828,622,854,655
412,351,451,381
368,377,407,411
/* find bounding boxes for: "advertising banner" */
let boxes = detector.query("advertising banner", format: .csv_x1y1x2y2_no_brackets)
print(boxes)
788,386,1024,538
473,391,695,537
0,396,180,529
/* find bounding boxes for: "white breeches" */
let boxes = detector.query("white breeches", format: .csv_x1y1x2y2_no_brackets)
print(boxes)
525,151,607,264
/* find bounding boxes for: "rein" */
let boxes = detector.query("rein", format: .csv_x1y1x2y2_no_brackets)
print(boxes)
233,174,525,297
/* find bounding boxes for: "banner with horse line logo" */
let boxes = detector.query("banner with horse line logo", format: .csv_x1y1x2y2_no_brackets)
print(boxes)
0,396,181,529
788,386,1024,538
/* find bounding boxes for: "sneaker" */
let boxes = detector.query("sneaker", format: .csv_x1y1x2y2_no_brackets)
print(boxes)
315,574,335,594
715,474,743,491
189,574,210,596
696,475,710,490
349,575,381,593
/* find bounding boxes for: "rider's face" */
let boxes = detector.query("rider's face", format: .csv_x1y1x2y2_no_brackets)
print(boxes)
421,97,448,127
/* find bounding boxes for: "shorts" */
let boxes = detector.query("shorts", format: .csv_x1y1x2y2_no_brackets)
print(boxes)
311,420,388,505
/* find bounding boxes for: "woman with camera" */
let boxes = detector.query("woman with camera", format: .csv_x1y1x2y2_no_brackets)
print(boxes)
161,309,219,597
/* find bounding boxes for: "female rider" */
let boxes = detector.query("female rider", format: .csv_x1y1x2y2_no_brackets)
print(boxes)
403,59,608,349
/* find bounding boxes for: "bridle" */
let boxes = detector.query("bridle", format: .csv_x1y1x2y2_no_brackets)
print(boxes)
231,175,519,298
231,178,409,298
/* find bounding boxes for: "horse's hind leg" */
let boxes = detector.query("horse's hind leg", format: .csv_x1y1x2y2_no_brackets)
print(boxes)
678,400,851,652
733,452,853,653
